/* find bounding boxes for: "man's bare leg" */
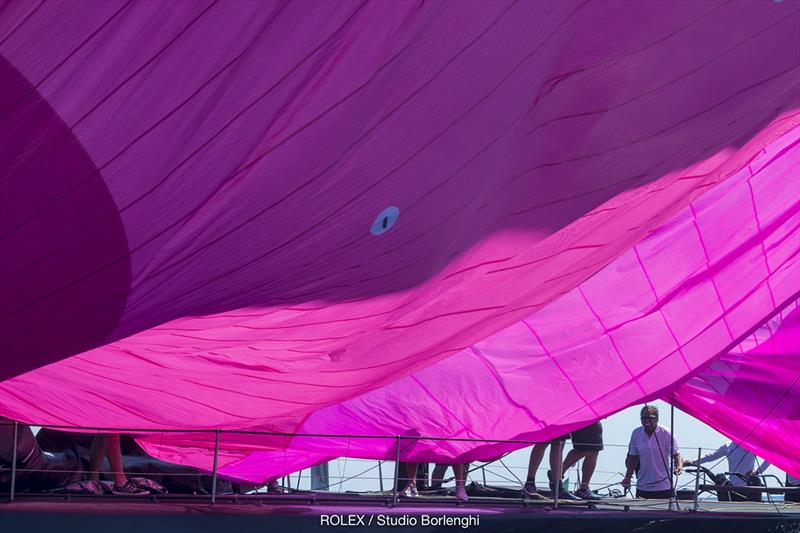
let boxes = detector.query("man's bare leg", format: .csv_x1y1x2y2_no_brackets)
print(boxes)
430,464,448,491
522,443,549,499
547,441,581,500
106,434,128,486
525,443,548,486
580,451,598,491
562,449,588,473
562,449,601,499
453,463,469,502
400,462,419,496
88,434,107,481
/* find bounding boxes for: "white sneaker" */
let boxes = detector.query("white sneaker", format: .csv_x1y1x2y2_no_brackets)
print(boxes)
455,486,469,502
399,484,418,497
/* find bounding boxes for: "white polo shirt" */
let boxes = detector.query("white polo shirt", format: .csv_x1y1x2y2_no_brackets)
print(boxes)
628,425,678,492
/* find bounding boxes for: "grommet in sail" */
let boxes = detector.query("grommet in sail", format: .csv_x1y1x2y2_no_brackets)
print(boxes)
370,206,400,235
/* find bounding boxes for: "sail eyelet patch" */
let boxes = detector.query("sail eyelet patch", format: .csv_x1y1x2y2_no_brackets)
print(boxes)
370,206,400,235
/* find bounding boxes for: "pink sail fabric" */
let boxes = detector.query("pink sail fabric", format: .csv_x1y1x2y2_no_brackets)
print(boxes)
7,118,799,482
2,0,799,382
144,302,800,484
1,1,799,479
171,124,800,481
668,303,800,476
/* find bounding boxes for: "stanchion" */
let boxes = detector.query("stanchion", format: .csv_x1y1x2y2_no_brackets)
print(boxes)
670,405,675,478
211,429,220,505
553,440,563,509
9,422,18,502
693,447,701,512
378,461,384,492
482,465,487,486
391,436,401,507
669,404,679,511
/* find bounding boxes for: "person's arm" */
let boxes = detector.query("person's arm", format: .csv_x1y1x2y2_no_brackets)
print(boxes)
752,459,771,477
673,452,683,475
685,443,727,466
670,435,682,475
622,433,638,490
622,454,638,490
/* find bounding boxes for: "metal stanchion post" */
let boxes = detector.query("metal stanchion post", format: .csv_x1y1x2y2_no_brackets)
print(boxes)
482,465,487,486
211,429,220,505
670,405,675,479
553,440,563,509
391,436,401,507
378,461,384,493
670,405,675,510
693,447,701,512
10,422,18,502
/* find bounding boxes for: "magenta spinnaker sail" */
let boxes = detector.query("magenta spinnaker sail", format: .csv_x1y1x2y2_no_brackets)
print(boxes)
4,120,798,481
141,302,800,484
1,1,798,479
668,305,800,477
133,123,799,481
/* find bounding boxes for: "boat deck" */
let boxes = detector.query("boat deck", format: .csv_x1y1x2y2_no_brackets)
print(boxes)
1,491,798,533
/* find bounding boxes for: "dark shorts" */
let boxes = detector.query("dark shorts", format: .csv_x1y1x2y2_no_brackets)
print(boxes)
570,422,603,451
637,489,673,499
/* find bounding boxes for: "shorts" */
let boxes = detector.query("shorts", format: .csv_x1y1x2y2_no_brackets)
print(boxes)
570,422,603,451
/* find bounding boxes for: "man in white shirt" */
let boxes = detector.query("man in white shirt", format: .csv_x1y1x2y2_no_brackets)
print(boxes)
684,441,769,501
622,405,682,499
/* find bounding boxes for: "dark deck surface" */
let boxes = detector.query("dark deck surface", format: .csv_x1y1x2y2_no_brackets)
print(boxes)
1,492,798,533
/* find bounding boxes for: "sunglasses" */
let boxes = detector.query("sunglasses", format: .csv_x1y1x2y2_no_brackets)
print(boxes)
640,416,657,420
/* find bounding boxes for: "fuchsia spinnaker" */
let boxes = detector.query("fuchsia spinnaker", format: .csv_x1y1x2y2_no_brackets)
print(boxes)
0,1,798,480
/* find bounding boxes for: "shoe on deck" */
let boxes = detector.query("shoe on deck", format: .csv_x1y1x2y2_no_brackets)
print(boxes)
575,488,603,500
111,480,149,495
455,486,469,502
549,482,582,501
399,484,418,497
521,483,546,500
129,477,168,495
